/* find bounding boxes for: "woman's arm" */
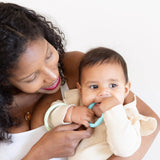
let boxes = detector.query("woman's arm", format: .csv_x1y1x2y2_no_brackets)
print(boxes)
108,91,160,160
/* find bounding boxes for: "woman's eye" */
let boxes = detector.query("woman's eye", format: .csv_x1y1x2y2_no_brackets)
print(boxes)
25,76,36,83
25,73,38,83
90,85,98,89
109,83,117,88
46,52,53,60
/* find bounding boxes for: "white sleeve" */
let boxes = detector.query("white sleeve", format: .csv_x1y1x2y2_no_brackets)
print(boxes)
48,104,74,127
45,100,75,130
124,102,157,137
104,104,141,157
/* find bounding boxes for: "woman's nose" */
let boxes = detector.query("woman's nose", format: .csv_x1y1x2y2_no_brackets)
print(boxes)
42,67,57,83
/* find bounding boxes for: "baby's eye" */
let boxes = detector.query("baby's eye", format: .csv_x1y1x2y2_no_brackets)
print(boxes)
109,83,117,88
90,85,98,89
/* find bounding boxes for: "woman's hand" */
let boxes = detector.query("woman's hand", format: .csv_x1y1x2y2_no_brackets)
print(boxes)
23,124,93,160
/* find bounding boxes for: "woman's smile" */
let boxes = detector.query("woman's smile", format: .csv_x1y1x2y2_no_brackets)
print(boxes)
42,76,61,90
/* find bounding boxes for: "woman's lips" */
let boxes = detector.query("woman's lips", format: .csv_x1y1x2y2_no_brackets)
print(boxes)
42,76,60,90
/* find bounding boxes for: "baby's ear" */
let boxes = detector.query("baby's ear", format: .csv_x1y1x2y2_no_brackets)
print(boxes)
76,82,82,94
125,81,131,98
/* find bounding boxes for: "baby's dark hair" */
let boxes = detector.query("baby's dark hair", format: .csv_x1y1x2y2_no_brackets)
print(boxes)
79,47,128,84
0,2,65,141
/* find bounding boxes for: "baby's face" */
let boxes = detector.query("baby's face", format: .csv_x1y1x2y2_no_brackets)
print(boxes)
78,63,130,115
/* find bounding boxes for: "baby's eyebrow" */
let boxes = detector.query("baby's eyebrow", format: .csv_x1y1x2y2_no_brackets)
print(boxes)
86,81,98,84
108,78,119,82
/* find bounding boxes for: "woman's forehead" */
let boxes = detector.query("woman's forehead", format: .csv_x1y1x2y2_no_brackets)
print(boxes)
11,38,47,79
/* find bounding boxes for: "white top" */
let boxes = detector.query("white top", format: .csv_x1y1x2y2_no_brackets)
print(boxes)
0,83,69,160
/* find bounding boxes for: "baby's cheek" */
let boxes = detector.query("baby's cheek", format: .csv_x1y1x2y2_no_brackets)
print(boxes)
116,95,125,104
81,94,94,106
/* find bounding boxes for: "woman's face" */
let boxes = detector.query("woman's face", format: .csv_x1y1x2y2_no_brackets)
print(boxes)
9,38,61,94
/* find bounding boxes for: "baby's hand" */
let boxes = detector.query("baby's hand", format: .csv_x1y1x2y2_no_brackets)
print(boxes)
71,106,95,127
99,96,121,113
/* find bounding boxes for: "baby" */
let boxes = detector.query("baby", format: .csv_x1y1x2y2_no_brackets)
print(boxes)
44,47,157,160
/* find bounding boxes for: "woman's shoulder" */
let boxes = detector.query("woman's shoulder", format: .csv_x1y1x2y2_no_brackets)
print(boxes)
63,51,84,88
63,51,84,65
63,51,84,76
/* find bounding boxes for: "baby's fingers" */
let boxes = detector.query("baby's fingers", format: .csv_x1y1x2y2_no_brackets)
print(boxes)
82,120,90,127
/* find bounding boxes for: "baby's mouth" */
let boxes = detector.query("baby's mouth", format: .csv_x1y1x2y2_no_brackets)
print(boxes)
94,102,101,107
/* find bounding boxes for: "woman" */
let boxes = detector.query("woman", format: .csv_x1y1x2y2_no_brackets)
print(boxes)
0,2,159,160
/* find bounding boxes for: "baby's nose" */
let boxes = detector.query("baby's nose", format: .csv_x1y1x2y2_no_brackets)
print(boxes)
98,88,111,98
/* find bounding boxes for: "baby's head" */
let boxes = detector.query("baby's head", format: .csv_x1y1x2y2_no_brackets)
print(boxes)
77,47,131,107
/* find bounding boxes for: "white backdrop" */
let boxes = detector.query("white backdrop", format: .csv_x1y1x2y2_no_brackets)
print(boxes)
4,0,160,159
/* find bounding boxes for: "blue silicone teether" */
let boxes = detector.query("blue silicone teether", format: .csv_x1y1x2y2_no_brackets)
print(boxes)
88,103,104,128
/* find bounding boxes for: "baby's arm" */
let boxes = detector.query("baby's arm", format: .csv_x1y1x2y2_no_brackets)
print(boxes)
104,104,141,157
64,106,94,127
45,100,94,130
99,96,141,157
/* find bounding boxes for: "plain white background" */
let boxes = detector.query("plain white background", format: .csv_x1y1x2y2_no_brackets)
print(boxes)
4,0,160,159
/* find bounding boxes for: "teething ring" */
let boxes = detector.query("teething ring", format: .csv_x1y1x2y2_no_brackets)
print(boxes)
88,103,104,128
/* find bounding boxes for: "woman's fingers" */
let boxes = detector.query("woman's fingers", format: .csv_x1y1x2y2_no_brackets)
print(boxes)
54,123,93,140
53,123,81,132
74,126,93,139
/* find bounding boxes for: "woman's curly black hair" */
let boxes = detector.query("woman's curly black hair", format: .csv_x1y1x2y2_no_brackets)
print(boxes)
0,2,65,141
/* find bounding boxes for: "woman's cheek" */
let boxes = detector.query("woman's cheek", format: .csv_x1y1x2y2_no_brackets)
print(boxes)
19,81,43,93
20,85,39,93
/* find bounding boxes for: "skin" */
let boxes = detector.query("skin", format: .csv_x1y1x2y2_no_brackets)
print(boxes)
8,38,160,160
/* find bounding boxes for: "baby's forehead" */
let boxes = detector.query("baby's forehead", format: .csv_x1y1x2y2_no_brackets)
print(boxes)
82,61,122,70
80,61,126,82
81,62,124,75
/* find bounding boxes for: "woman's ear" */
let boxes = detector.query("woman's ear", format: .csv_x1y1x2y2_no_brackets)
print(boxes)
76,82,82,94
125,81,131,98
